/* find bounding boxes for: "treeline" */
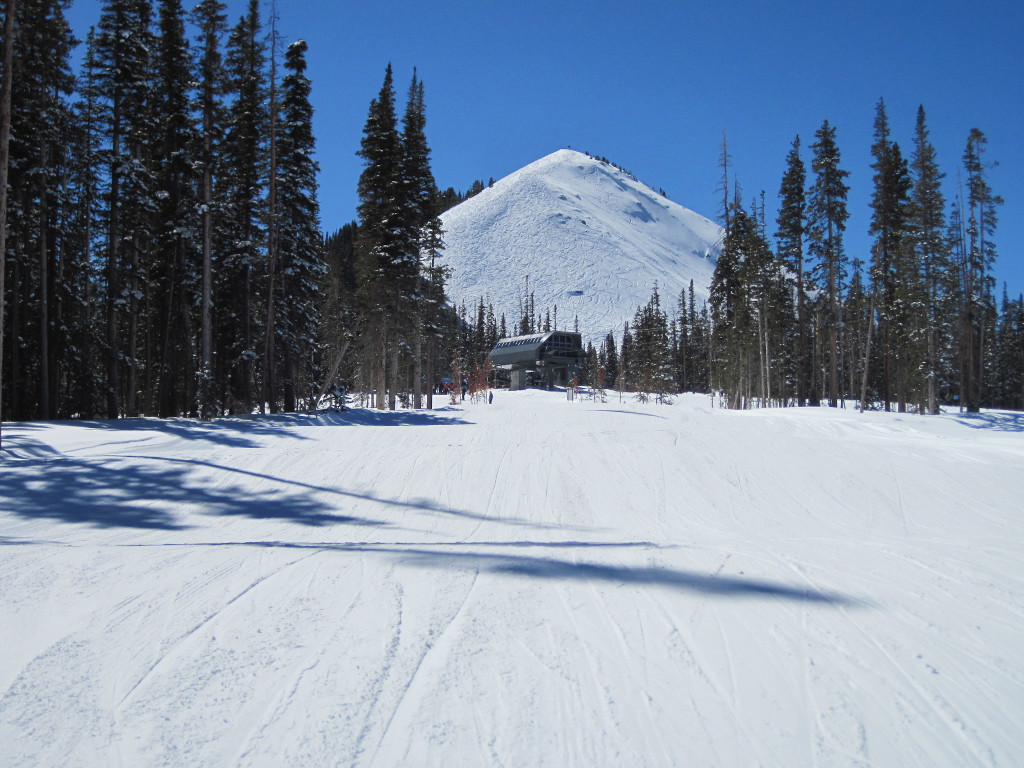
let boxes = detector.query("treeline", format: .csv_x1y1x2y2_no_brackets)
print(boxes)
1,0,481,425
579,106,1022,412
325,65,523,410
437,177,494,213
1,0,327,423
709,103,1020,412
449,280,711,398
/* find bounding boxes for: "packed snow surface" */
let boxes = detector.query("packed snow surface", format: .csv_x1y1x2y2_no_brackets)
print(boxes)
2,392,1023,767
440,149,722,342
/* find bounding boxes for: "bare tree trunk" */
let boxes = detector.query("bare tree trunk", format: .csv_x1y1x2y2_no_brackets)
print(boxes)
313,339,350,407
797,253,807,406
413,331,422,409
9,259,19,417
926,294,937,416
200,129,213,417
157,240,178,417
263,18,279,414
283,345,295,412
860,293,876,413
425,337,434,410
38,137,50,419
106,102,122,419
181,264,195,416
389,342,398,410
826,219,839,408
0,0,11,446
125,233,141,417
812,304,823,406
829,299,839,407
375,321,386,410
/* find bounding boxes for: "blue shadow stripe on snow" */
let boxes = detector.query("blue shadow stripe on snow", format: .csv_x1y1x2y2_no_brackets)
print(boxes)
0,455,389,530
1,407,468,454
98,540,861,606
116,455,576,530
4,416,310,450
382,548,864,605
950,411,1024,432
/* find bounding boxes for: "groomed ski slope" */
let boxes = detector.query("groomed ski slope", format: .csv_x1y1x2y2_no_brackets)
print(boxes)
1,391,1023,767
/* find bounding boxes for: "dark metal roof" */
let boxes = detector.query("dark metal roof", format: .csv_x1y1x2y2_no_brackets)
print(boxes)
489,331,583,368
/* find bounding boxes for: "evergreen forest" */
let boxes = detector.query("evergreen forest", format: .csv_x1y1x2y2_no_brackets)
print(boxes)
703,108,1020,413
1,2,1021,442
0,0,480,435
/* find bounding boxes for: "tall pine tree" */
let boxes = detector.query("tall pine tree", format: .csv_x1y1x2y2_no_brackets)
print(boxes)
868,99,914,412
807,120,849,408
775,135,810,405
152,0,199,417
959,128,1002,412
356,64,403,409
908,106,948,414
219,0,266,413
191,0,227,417
274,38,323,411
94,0,157,418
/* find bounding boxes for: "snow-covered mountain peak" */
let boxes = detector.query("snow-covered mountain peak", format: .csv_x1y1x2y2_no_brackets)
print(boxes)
439,149,723,342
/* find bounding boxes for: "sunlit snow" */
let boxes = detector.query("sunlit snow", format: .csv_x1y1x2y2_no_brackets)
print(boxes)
440,149,722,343
2,392,1022,766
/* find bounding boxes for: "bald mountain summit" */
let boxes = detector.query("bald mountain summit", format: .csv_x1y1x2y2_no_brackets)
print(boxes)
439,150,723,342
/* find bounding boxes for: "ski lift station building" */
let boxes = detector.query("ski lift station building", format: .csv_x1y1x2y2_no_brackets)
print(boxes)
488,331,584,390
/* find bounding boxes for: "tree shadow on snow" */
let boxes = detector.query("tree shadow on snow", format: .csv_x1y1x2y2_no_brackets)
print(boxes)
127,455,574,532
595,409,668,420
951,411,1024,432
0,453,389,531
160,541,860,606
4,415,313,450
313,408,468,428
1,408,467,456
0,445,524,533
379,547,863,605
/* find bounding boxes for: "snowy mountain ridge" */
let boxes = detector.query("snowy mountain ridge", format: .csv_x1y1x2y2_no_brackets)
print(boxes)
439,149,723,342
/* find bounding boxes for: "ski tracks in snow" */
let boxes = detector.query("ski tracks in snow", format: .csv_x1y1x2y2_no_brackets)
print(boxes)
358,566,481,766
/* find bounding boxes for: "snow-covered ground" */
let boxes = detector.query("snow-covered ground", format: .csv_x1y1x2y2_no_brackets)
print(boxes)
440,150,722,343
2,391,1023,767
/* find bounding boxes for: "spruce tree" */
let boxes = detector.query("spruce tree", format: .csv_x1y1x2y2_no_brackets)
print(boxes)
908,106,948,414
400,70,444,408
710,207,778,408
152,0,199,417
94,0,157,418
275,38,323,411
62,30,105,420
775,135,809,405
354,64,442,409
710,206,748,408
868,100,914,412
220,0,267,413
603,330,618,390
191,0,227,417
959,128,1002,412
687,281,709,393
5,0,76,420
632,284,671,398
716,131,731,237
618,322,632,392
356,64,405,409
807,120,849,407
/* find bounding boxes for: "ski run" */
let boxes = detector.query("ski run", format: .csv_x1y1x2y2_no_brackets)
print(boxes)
2,390,1023,767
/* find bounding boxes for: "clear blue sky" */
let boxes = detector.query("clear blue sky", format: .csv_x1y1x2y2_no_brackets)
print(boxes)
66,0,1024,298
